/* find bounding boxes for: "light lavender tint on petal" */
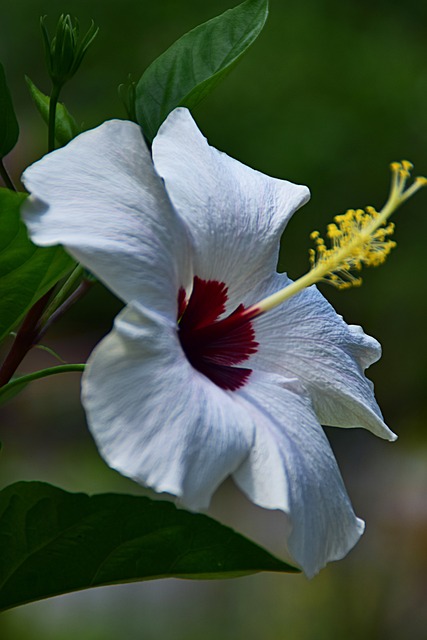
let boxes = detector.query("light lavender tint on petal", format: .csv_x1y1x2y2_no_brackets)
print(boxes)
242,273,396,441
234,372,365,578
152,108,310,309
22,120,192,320
82,303,256,510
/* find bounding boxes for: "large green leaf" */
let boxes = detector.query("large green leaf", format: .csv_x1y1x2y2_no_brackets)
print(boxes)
0,63,19,158
0,482,297,610
135,0,269,141
0,189,75,343
25,76,79,147
0,482,298,611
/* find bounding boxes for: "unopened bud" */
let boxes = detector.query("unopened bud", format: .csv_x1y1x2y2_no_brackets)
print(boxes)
40,14,98,88
118,75,137,123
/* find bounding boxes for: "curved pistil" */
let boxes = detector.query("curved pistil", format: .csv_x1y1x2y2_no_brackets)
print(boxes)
247,161,426,317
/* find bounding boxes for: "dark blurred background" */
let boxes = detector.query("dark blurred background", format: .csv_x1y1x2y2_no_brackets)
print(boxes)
1,0,427,638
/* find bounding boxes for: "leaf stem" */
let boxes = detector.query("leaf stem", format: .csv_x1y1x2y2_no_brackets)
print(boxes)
39,265,84,324
0,158,16,191
0,364,85,400
35,277,93,343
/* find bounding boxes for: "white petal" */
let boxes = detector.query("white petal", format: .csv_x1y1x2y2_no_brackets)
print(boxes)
152,108,310,308
82,303,255,510
22,120,192,319
234,372,365,577
245,273,396,440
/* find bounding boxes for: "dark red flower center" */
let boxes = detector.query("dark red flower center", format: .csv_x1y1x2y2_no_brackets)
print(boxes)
178,276,259,391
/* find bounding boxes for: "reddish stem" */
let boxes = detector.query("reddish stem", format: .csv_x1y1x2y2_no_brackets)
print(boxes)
0,291,52,387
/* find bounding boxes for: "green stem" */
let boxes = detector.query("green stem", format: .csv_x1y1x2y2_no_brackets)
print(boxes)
35,277,93,343
0,158,16,191
48,83,62,152
39,265,84,325
0,364,86,399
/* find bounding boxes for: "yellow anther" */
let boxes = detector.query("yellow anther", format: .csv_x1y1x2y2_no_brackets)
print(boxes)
245,160,425,319
327,223,341,239
305,160,426,290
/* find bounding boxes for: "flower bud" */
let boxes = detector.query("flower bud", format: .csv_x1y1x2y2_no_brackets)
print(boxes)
40,14,98,88
118,75,137,123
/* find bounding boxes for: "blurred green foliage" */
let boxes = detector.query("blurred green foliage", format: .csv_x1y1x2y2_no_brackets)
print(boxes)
1,0,427,638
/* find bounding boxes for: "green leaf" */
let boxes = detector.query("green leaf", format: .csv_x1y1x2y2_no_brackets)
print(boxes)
135,0,269,141
0,189,75,343
0,63,19,158
25,76,79,147
34,344,67,363
0,481,298,611
0,364,85,406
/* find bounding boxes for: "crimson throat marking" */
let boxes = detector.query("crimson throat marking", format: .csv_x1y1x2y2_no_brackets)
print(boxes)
178,276,258,391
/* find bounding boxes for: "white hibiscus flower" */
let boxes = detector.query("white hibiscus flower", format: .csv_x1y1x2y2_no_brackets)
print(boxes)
21,107,397,577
